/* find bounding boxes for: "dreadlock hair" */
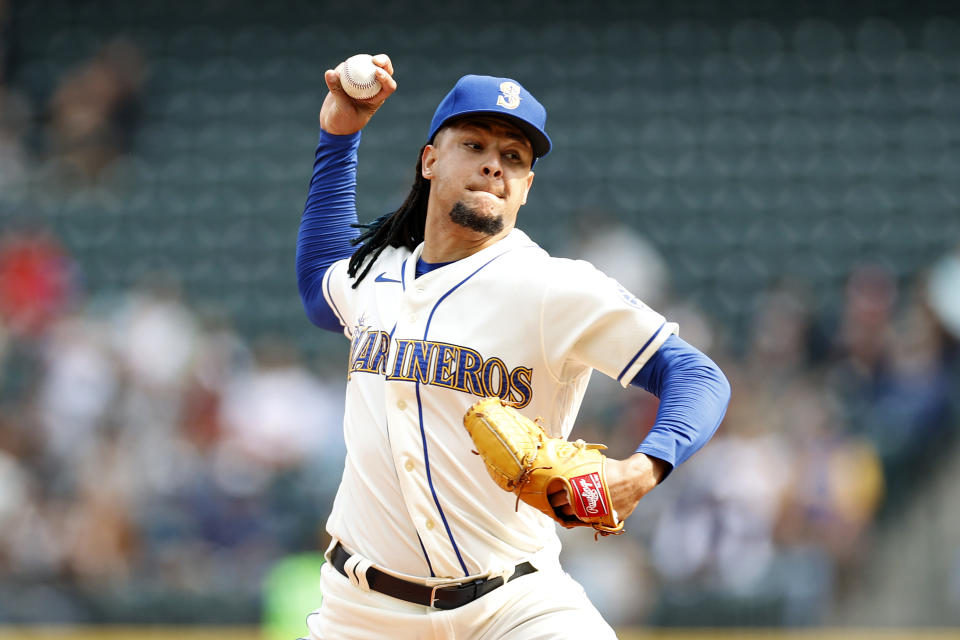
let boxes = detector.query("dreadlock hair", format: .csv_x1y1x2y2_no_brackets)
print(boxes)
347,144,430,288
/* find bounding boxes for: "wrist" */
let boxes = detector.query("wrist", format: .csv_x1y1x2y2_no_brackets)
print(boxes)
319,127,363,142
642,453,669,485
627,452,666,496
606,453,664,522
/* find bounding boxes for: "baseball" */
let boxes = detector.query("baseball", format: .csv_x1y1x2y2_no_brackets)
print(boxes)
337,54,382,100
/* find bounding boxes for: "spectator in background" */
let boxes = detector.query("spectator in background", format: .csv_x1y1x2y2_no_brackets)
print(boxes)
868,295,952,471
772,378,884,623
837,264,896,371
0,230,76,337
217,336,344,490
826,262,956,512
744,279,823,387
46,37,145,181
107,275,205,510
649,372,791,599
34,313,117,480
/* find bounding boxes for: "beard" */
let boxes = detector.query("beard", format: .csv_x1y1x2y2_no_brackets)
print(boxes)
448,201,504,236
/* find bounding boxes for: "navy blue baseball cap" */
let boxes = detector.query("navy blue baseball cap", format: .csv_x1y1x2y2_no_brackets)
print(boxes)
428,75,552,161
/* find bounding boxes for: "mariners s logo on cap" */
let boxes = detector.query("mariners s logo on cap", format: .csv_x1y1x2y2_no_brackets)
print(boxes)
496,82,522,110
427,74,552,160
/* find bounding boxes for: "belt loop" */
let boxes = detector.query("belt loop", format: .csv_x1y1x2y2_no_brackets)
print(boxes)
323,538,339,563
344,554,374,593
470,578,485,601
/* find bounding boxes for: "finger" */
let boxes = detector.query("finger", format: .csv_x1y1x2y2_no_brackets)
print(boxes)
371,53,393,76
325,68,345,95
373,67,397,98
548,489,569,508
554,497,574,517
547,479,571,518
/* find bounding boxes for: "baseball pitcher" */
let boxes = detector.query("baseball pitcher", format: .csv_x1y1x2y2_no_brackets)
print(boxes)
294,53,731,639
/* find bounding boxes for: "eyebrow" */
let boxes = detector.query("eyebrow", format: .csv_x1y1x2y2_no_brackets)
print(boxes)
459,120,531,148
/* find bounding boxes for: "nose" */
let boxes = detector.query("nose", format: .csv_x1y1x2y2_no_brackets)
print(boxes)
481,152,502,178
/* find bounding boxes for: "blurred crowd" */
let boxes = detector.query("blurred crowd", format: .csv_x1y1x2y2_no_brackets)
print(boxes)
1,14,344,605
0,231,346,622
5,4,354,621
561,221,960,627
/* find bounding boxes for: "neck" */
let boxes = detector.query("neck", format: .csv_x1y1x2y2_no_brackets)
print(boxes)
421,205,513,263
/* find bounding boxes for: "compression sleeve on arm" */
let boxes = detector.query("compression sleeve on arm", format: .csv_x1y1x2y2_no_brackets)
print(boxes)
296,129,363,331
630,334,731,477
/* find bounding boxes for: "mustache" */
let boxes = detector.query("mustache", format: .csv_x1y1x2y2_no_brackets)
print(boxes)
448,201,504,235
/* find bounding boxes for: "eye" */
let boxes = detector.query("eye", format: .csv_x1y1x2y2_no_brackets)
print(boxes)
464,141,481,150
505,149,531,166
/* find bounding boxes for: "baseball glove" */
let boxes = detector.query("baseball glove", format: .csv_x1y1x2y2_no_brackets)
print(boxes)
462,397,624,536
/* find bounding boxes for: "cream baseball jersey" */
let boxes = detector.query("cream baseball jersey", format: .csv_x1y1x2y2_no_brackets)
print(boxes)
321,227,677,580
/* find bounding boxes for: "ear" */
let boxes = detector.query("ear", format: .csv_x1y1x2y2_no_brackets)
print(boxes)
519,171,535,206
421,144,437,179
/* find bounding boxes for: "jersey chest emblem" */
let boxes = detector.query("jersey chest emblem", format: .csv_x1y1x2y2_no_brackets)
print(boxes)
348,328,534,408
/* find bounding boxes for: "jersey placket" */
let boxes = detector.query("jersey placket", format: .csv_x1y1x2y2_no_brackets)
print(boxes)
383,273,463,578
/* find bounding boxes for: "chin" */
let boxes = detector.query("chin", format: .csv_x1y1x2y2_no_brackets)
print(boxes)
449,201,505,235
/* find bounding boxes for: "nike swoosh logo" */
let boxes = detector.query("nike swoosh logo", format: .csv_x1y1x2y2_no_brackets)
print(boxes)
375,272,401,284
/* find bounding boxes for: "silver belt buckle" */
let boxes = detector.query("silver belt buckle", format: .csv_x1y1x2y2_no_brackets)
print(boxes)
429,576,489,608
429,583,444,608
428,577,471,608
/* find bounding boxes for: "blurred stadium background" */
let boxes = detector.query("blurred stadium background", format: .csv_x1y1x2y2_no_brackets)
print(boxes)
0,0,959,637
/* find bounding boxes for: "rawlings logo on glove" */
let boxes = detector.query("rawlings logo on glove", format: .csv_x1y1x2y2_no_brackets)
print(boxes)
462,397,624,536
571,472,608,519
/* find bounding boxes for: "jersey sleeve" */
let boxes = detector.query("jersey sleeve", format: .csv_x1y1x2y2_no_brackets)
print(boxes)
321,257,355,339
541,259,678,386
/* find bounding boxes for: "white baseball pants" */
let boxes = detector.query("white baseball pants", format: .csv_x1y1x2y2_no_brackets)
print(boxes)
303,560,619,640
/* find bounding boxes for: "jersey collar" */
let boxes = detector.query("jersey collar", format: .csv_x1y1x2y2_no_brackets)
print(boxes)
402,228,537,288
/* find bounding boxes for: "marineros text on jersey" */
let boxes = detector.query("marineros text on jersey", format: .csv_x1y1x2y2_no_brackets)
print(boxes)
348,326,533,408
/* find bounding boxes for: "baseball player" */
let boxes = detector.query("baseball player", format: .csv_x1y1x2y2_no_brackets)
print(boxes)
295,54,730,639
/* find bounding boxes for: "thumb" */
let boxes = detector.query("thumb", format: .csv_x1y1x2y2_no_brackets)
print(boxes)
326,67,354,98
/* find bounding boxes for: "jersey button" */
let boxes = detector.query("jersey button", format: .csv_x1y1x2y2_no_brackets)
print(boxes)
404,460,414,472
425,519,435,530
397,400,406,410
408,314,417,322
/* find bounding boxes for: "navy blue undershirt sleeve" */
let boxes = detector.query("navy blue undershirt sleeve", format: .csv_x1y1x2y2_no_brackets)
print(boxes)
630,334,731,478
296,129,363,331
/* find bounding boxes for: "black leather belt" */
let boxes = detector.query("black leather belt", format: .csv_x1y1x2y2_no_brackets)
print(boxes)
330,542,537,610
